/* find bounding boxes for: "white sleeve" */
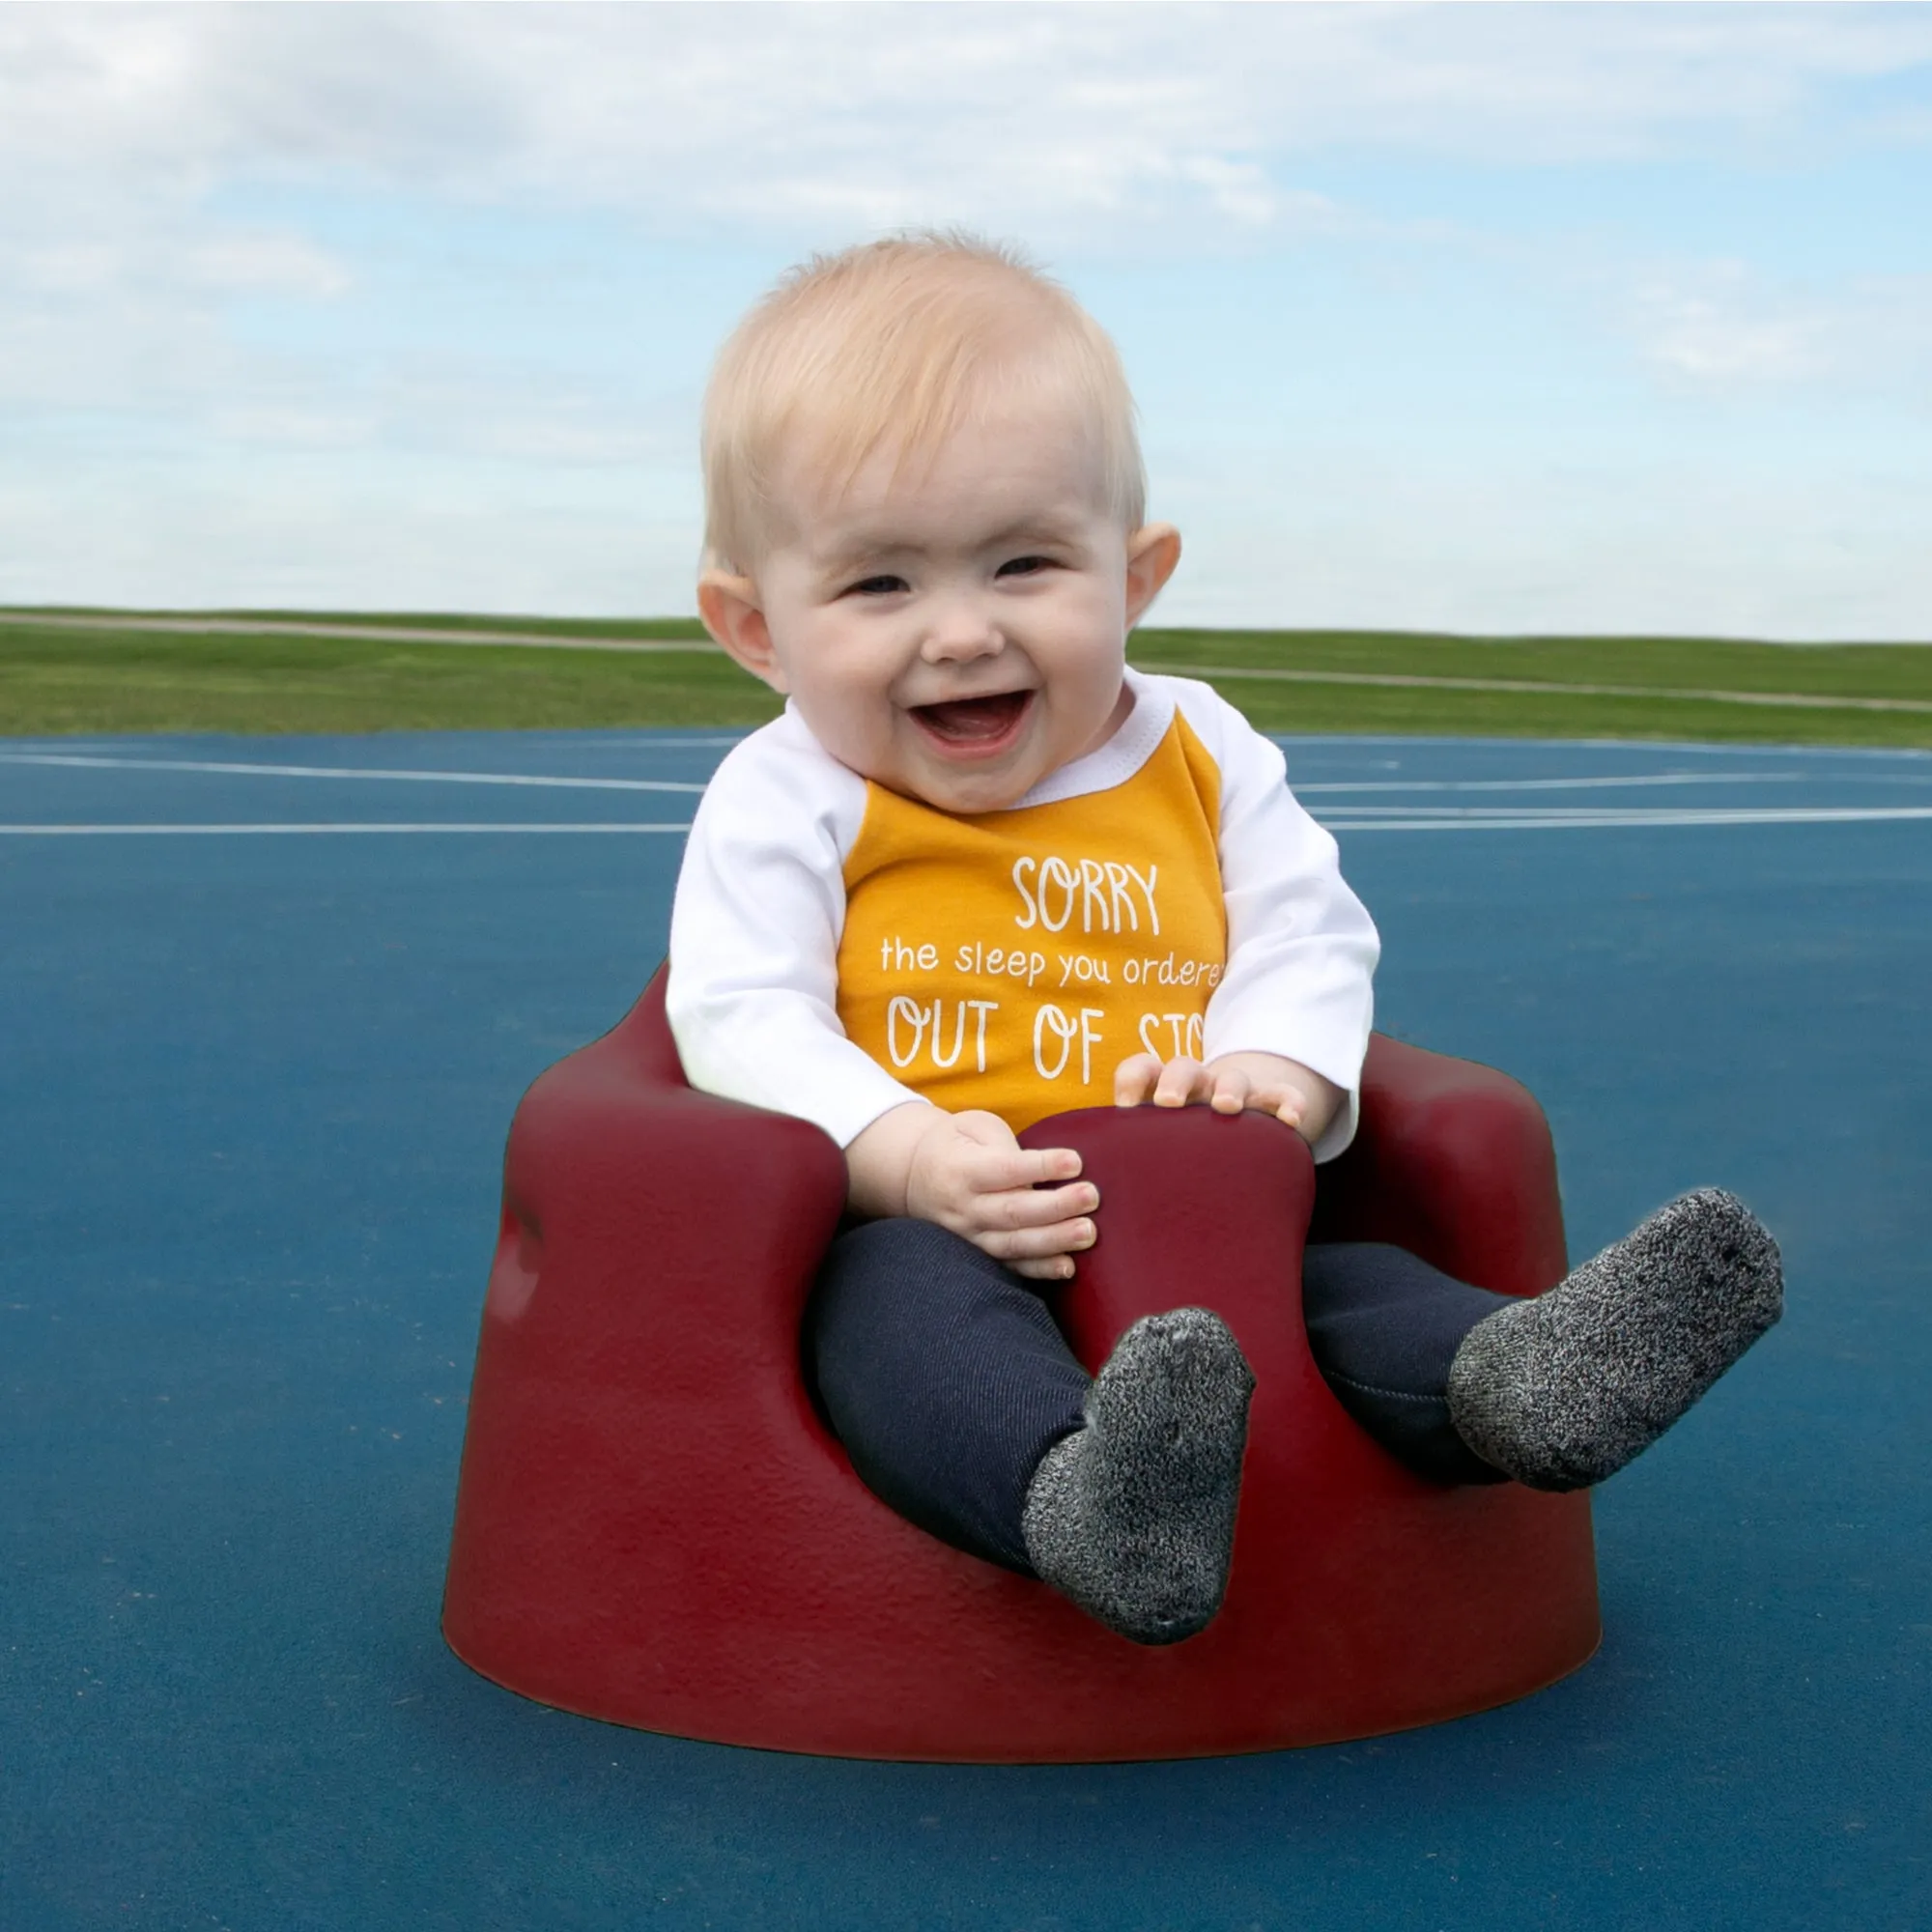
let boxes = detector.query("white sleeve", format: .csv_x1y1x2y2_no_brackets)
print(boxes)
1169,680,1380,1163
666,720,926,1150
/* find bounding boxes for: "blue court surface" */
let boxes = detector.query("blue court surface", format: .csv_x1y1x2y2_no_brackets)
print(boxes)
4,729,1928,1931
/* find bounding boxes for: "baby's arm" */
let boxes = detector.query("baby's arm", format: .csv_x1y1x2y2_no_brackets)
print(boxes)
846,1103,1098,1283
1113,682,1378,1155
670,724,1096,1277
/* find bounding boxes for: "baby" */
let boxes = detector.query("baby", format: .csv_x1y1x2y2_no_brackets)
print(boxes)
668,234,1781,1645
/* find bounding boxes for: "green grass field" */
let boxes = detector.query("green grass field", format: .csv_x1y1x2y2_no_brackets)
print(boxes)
3,609,1929,747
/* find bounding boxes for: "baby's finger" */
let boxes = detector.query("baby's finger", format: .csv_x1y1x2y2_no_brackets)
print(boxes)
1208,1066,1250,1115
1152,1055,1208,1107
974,1213,1097,1267
977,1179,1098,1236
1012,1253,1079,1283
963,1139,1083,1197
1113,1053,1163,1106
1232,1080,1306,1126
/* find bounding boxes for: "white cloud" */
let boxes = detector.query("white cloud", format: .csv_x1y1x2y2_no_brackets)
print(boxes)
3,224,350,308
4,5,1930,246
1617,262,1932,393
185,232,352,298
0,455,699,616
1634,271,1829,384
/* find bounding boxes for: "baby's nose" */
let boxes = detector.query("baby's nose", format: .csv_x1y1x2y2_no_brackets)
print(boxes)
921,598,1004,661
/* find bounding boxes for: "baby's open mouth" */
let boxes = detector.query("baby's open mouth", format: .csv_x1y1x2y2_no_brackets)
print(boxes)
910,690,1033,747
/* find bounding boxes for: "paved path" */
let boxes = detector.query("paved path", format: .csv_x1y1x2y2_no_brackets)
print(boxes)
0,609,714,653
1139,657,1932,714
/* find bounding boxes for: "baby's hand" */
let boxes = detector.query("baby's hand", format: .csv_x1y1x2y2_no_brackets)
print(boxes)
903,1109,1097,1283
1113,1049,1339,1144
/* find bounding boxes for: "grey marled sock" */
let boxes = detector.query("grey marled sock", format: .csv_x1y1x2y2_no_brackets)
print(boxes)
1447,1187,1782,1492
1020,1308,1254,1646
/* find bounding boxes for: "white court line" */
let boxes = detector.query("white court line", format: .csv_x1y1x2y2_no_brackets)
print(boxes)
0,753,705,793
1335,801,1809,816
0,751,1825,800
1324,806,1932,831
10,752,1930,807
1294,771,1792,795
1270,732,1932,761
583,735,747,749
6,807,1932,837
0,822,693,836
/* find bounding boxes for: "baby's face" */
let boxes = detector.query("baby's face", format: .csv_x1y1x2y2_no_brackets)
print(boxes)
727,398,1169,814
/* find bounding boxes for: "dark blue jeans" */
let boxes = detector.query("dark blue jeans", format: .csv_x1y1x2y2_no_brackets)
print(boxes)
806,1220,1512,1576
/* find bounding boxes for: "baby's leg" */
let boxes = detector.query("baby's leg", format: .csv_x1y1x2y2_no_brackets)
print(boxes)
809,1218,1088,1573
1305,1190,1781,1491
809,1219,1252,1643
1301,1243,1516,1485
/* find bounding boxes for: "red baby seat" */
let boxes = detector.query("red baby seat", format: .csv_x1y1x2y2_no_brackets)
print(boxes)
443,969,1599,1761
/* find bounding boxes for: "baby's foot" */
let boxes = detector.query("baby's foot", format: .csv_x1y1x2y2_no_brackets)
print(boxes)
1021,1308,1254,1645
1447,1188,1782,1492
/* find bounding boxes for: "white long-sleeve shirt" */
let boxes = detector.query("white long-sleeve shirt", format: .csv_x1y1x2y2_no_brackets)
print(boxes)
668,668,1379,1160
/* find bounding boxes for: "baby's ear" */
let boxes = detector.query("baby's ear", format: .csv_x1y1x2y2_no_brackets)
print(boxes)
698,570,788,694
1123,524,1182,627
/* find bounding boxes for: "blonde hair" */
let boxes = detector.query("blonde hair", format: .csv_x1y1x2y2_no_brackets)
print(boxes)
701,232,1146,573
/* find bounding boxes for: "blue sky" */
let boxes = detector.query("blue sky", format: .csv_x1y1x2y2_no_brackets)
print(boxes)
2,3,1928,638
